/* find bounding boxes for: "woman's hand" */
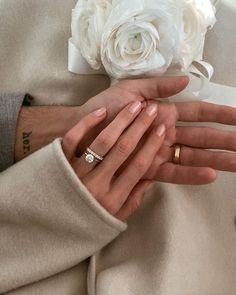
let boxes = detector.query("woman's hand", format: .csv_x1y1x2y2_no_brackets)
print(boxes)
62,102,166,221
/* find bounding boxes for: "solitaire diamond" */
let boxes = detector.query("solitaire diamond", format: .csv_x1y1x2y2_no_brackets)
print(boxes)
85,154,94,163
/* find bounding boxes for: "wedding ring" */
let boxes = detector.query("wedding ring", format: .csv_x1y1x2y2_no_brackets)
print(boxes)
84,147,104,164
173,144,182,165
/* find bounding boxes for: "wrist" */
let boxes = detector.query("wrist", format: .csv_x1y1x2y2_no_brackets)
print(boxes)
15,105,82,161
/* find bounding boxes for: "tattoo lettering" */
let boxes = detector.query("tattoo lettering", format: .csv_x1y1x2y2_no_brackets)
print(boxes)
22,132,32,154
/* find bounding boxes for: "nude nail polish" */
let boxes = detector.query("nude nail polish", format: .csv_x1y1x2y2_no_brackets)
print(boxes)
146,104,158,116
156,124,166,137
93,107,107,116
129,101,142,114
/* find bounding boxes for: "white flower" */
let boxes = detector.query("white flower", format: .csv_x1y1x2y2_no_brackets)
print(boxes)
181,0,216,68
70,0,216,80
71,0,112,70
101,0,184,79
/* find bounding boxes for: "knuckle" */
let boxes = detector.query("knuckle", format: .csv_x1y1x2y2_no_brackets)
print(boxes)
134,158,149,174
227,157,236,171
103,199,118,216
124,90,138,101
184,148,195,166
116,138,134,155
96,131,114,150
113,82,142,100
63,132,76,147
118,80,136,91
200,135,208,148
196,102,206,122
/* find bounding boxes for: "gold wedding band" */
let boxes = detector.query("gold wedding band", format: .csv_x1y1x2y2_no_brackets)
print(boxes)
173,144,182,165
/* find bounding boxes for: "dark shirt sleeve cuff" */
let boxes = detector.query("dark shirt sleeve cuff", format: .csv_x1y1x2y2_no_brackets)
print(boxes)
0,93,26,172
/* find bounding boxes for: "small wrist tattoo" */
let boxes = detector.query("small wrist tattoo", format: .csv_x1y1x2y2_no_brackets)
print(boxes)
22,132,32,155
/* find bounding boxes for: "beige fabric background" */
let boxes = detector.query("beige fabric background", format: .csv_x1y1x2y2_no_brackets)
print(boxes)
0,0,236,294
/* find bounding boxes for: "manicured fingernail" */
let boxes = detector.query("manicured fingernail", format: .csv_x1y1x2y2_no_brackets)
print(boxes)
93,107,107,117
146,104,158,116
129,101,142,114
156,124,166,137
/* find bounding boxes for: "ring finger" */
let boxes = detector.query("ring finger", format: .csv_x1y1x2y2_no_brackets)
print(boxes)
178,146,236,172
158,144,236,172
76,101,143,177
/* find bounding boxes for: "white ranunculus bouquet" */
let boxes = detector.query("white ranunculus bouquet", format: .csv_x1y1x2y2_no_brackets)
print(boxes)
69,0,216,100
70,0,216,81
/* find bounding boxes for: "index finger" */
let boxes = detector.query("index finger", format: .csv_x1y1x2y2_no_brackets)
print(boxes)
175,101,236,125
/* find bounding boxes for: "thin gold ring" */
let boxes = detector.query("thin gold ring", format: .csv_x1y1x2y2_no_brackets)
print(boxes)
173,144,182,165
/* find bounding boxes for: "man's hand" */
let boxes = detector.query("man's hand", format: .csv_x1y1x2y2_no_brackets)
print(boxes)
112,77,236,185
15,76,186,162
144,100,236,185
75,76,188,153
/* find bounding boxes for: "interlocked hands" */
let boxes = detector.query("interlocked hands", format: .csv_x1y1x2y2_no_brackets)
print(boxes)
62,76,236,220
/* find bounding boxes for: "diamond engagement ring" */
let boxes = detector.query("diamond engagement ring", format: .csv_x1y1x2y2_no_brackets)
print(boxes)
84,147,104,164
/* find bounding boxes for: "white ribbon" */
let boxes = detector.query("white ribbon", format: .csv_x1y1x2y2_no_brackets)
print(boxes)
68,39,106,75
167,61,214,102
68,38,236,107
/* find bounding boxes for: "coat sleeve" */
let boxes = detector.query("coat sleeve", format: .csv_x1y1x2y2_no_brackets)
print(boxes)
0,93,25,172
0,139,127,294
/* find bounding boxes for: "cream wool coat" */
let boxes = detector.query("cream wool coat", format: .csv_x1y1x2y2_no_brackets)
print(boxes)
0,0,236,294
